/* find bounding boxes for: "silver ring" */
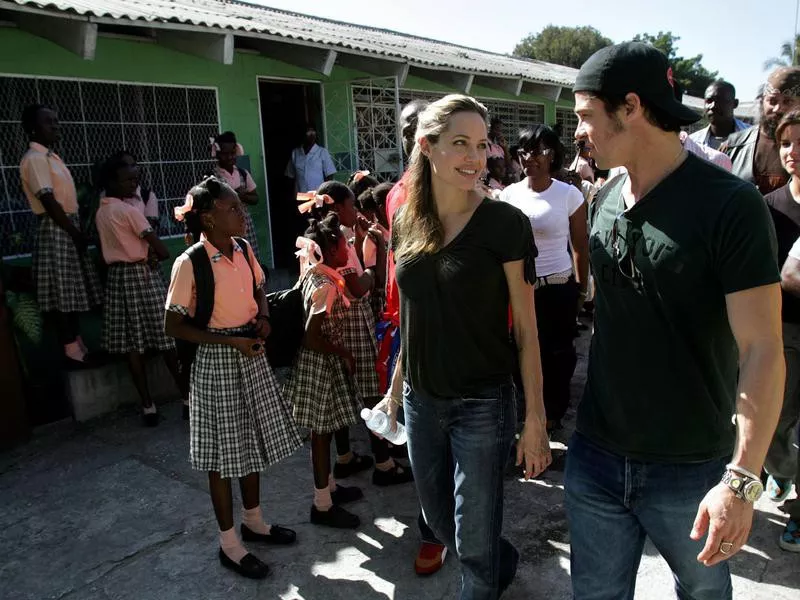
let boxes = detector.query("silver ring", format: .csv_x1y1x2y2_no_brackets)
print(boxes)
719,541,734,555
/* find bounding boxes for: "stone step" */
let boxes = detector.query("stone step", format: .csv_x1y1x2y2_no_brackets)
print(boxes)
65,358,180,422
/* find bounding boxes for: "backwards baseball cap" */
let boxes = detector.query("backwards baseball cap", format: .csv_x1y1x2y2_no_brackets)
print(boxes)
573,41,699,126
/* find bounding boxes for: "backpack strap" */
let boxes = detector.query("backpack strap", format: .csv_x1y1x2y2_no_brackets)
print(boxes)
234,236,259,297
236,166,248,187
185,242,214,330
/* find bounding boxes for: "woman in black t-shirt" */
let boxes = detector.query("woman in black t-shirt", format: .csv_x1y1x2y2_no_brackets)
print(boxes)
374,94,551,599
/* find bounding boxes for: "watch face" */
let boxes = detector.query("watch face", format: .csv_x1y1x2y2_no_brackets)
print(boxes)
744,480,764,502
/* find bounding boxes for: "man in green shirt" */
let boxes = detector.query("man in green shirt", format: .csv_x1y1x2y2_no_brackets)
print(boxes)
567,42,785,599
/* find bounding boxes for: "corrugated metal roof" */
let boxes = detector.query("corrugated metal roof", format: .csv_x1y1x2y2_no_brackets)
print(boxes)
7,0,579,86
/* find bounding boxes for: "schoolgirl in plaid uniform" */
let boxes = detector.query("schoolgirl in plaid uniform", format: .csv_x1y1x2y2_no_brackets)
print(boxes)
318,181,414,487
95,155,186,427
164,176,301,580
211,131,261,262
281,213,365,529
356,182,393,322
19,104,102,366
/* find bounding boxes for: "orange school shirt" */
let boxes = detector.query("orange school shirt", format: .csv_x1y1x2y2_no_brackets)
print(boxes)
20,142,78,215
166,235,265,329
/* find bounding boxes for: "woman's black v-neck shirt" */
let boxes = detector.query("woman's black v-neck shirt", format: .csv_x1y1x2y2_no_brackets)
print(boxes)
394,199,537,398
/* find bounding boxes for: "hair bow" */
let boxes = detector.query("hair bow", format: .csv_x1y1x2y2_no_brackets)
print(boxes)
297,191,334,214
352,170,371,183
210,137,245,158
295,236,323,277
173,193,194,222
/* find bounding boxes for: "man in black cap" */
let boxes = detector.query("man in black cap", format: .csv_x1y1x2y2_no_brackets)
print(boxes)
725,67,800,194
567,41,784,599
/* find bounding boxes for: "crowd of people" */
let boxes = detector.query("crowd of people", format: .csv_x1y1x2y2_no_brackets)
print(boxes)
14,38,800,599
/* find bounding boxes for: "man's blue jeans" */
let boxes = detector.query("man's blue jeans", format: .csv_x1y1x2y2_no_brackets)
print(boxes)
404,380,518,600
565,432,733,600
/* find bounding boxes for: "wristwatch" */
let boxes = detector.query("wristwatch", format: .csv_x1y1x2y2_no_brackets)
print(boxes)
721,469,764,503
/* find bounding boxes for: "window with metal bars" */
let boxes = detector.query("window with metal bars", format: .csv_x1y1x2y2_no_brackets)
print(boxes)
555,107,580,164
0,75,219,258
398,90,545,148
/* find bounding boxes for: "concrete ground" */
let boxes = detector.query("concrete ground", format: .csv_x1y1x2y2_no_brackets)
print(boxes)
1,326,799,600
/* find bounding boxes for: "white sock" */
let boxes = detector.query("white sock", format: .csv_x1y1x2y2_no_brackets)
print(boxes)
219,527,247,563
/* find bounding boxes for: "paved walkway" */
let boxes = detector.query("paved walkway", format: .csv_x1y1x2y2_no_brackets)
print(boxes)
1,328,798,599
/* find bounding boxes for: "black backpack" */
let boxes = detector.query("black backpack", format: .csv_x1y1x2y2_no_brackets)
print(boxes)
174,237,305,377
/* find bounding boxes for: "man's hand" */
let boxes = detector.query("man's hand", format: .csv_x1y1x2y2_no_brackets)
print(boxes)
691,482,754,566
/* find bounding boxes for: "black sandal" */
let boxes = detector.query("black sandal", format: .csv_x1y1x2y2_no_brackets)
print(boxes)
240,524,296,545
218,549,270,579
333,452,375,479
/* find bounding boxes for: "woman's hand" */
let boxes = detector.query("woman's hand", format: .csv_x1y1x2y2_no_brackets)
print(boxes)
229,337,264,358
516,417,552,479
373,395,400,435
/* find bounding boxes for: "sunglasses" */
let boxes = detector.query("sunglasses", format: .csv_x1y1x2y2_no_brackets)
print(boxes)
517,148,553,160
610,211,642,291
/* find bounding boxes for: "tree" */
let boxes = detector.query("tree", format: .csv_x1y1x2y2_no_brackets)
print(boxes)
764,36,800,70
632,32,718,97
513,25,612,69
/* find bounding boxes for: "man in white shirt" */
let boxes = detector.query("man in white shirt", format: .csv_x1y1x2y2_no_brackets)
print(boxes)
285,124,337,195
689,80,750,150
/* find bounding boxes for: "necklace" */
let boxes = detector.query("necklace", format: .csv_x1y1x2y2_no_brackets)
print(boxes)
624,146,688,209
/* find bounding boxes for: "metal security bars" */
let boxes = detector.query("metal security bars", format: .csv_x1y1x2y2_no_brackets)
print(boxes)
351,78,403,182
0,75,219,258
398,90,545,148
555,107,580,164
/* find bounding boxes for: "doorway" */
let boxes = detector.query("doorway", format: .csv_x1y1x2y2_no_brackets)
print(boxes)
258,79,324,270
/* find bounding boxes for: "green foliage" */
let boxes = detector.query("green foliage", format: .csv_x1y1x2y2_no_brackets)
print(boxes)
632,31,718,97
513,25,612,69
764,36,800,70
5,290,43,344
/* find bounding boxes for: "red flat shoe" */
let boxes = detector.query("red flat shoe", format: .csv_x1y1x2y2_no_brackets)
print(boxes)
414,541,447,576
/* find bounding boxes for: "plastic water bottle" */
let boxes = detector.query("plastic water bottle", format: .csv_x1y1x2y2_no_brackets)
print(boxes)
361,408,407,445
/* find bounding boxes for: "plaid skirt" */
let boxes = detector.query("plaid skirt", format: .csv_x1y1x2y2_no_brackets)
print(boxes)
190,326,302,478
342,296,381,400
33,214,103,312
102,262,174,355
282,346,362,434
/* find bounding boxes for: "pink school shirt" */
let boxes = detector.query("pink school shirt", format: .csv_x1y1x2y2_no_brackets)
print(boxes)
20,142,78,215
215,166,257,193
166,236,265,329
95,197,153,264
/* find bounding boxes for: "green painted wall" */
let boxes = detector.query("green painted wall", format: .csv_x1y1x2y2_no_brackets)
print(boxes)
1,27,566,269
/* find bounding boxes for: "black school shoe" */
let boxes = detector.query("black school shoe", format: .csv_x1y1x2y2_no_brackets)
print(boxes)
372,464,414,487
240,524,296,545
310,504,360,529
218,549,270,579
330,484,364,505
333,453,374,479
142,412,159,427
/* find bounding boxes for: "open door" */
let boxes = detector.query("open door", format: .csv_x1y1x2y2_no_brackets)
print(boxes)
258,79,324,270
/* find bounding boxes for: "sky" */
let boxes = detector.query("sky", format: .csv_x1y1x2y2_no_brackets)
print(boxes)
253,0,797,101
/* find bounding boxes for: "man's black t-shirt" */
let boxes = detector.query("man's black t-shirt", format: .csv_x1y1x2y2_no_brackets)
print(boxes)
765,183,800,324
395,199,537,398
582,154,780,462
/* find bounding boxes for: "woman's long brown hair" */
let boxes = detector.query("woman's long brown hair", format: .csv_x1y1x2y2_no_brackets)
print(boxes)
394,94,488,261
